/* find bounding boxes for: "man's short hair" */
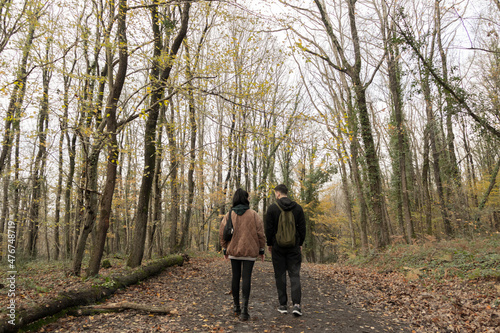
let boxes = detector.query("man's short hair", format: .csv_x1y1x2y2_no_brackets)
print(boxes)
274,184,288,195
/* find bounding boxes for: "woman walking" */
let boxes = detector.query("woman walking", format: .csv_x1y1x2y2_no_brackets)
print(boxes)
219,188,266,321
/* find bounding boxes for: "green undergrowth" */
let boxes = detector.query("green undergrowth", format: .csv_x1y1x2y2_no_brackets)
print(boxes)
346,234,500,281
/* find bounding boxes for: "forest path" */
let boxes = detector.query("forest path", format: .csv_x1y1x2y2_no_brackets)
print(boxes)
35,257,410,333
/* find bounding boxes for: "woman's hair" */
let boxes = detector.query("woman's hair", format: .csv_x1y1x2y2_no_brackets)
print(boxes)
232,188,250,206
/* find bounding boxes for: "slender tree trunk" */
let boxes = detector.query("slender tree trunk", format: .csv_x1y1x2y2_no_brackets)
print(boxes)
435,0,468,232
421,129,433,235
128,2,163,266
123,130,133,254
462,118,478,207
384,9,414,243
87,0,128,277
0,154,10,260
27,42,51,257
167,98,180,252
198,112,206,251
147,105,165,259
337,148,355,248
477,158,500,226
54,120,64,260
313,0,389,248
63,134,76,258
0,16,36,176
179,40,197,250
72,151,99,275
129,2,191,264
422,71,453,236
72,77,107,272
11,116,21,252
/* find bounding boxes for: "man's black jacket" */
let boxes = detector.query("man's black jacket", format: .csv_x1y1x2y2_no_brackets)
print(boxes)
265,197,306,247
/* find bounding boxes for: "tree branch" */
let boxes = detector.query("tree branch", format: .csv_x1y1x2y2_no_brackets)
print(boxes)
395,17,500,140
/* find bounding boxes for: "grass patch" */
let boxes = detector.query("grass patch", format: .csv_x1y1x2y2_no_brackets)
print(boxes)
346,235,500,281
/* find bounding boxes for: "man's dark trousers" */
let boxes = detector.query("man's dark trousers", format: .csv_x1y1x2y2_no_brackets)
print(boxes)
272,244,302,306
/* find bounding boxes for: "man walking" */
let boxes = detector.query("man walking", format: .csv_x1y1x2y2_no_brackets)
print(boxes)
265,184,306,316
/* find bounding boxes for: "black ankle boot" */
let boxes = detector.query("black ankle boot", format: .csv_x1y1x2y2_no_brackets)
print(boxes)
241,299,249,321
241,307,249,321
233,305,241,316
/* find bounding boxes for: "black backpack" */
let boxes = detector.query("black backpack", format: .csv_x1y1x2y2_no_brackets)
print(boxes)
222,210,233,242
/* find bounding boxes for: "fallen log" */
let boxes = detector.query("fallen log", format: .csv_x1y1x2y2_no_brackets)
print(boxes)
80,301,174,315
66,301,176,317
0,255,185,333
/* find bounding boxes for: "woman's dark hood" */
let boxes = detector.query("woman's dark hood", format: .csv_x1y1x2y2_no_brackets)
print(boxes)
232,204,250,215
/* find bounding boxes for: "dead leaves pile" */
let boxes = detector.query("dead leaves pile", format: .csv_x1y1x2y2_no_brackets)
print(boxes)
308,264,500,332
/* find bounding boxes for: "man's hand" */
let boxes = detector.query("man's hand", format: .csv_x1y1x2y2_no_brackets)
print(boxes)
267,246,272,253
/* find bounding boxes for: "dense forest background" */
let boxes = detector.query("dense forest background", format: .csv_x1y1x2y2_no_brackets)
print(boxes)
0,0,499,277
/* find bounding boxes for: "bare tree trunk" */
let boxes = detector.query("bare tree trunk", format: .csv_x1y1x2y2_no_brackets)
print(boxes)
11,118,21,252
167,98,180,252
421,129,433,235
27,37,51,257
351,65,389,248
313,0,389,248
54,119,63,260
72,151,99,275
198,112,206,251
59,54,77,259
72,37,107,274
0,154,10,260
435,0,469,233
462,118,478,207
146,105,165,259
87,0,128,277
179,39,197,251
477,157,500,227
122,130,133,254
382,3,414,243
0,13,36,176
337,147,355,248
129,2,191,264
421,70,453,237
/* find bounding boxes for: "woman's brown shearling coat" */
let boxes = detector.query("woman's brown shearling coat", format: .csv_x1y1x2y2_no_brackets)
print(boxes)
219,209,265,258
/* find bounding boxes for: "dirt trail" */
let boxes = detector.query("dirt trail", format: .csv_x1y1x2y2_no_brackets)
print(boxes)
36,258,410,332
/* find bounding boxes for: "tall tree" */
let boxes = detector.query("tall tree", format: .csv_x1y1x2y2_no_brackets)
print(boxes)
71,3,109,275
87,0,128,277
0,4,36,178
27,19,51,258
380,0,414,243
128,1,191,267
294,0,390,247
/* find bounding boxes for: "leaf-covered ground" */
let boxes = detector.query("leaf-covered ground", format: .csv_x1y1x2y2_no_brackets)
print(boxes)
29,258,409,333
2,255,499,332
311,264,500,332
